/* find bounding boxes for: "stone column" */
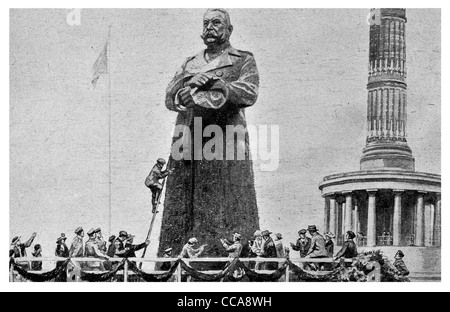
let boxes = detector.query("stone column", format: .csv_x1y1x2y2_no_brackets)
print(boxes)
424,203,433,247
435,193,441,247
344,192,353,233
329,195,337,235
354,201,360,234
393,190,403,246
415,192,426,247
367,190,378,247
324,198,329,233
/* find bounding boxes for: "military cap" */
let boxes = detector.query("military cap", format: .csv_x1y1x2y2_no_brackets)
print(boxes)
261,230,272,237
119,230,128,238
75,227,84,235
164,247,173,253
275,233,283,240
87,228,96,236
157,158,166,164
11,236,21,244
233,233,242,240
108,235,116,242
298,229,307,235
188,238,198,244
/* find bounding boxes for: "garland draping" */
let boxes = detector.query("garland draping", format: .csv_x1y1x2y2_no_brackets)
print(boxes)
80,259,126,282
180,258,241,282
286,259,341,282
11,259,70,282
237,261,288,282
127,259,180,282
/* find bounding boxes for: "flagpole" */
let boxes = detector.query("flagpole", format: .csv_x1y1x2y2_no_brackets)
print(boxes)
108,25,112,236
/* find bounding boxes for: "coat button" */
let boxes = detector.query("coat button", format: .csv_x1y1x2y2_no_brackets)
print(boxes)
215,70,223,77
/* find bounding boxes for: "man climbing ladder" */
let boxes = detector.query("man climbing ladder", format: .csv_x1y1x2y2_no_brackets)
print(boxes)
145,158,173,213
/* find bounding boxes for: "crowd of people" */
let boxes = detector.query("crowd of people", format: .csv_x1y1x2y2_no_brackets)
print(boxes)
9,224,409,278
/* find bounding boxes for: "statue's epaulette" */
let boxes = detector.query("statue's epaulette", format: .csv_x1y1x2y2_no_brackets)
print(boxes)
237,50,254,57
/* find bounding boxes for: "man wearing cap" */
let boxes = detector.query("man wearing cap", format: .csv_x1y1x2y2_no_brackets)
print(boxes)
291,229,311,258
113,231,132,258
84,228,109,271
69,227,84,258
393,250,410,281
94,228,107,254
220,233,243,258
335,231,358,260
160,9,260,259
106,235,117,258
145,158,173,213
180,238,207,259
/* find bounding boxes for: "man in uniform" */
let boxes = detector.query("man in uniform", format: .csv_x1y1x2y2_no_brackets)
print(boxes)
220,233,243,258
69,227,84,258
84,228,109,271
160,8,260,258
145,158,173,213
94,228,107,254
393,250,410,281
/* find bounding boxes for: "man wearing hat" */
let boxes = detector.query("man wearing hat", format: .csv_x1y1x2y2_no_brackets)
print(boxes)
145,158,173,213
123,234,150,259
335,231,358,260
84,228,109,271
261,230,277,270
306,225,327,258
220,233,243,258
291,229,311,259
113,231,132,257
10,232,37,259
9,232,37,270
69,227,84,258
180,238,207,259
393,250,410,281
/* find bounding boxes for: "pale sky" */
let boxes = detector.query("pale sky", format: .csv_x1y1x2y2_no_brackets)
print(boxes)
10,9,440,263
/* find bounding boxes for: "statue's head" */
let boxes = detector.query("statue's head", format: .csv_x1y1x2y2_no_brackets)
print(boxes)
201,9,233,47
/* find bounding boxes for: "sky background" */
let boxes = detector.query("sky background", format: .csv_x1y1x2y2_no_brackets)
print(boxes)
10,9,440,265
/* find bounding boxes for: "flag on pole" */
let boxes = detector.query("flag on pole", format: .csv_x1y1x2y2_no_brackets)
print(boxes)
91,40,109,88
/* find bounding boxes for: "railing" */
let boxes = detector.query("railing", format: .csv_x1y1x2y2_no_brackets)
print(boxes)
10,257,354,283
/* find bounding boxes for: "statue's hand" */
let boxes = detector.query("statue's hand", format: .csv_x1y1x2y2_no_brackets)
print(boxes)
179,88,195,108
186,73,214,88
